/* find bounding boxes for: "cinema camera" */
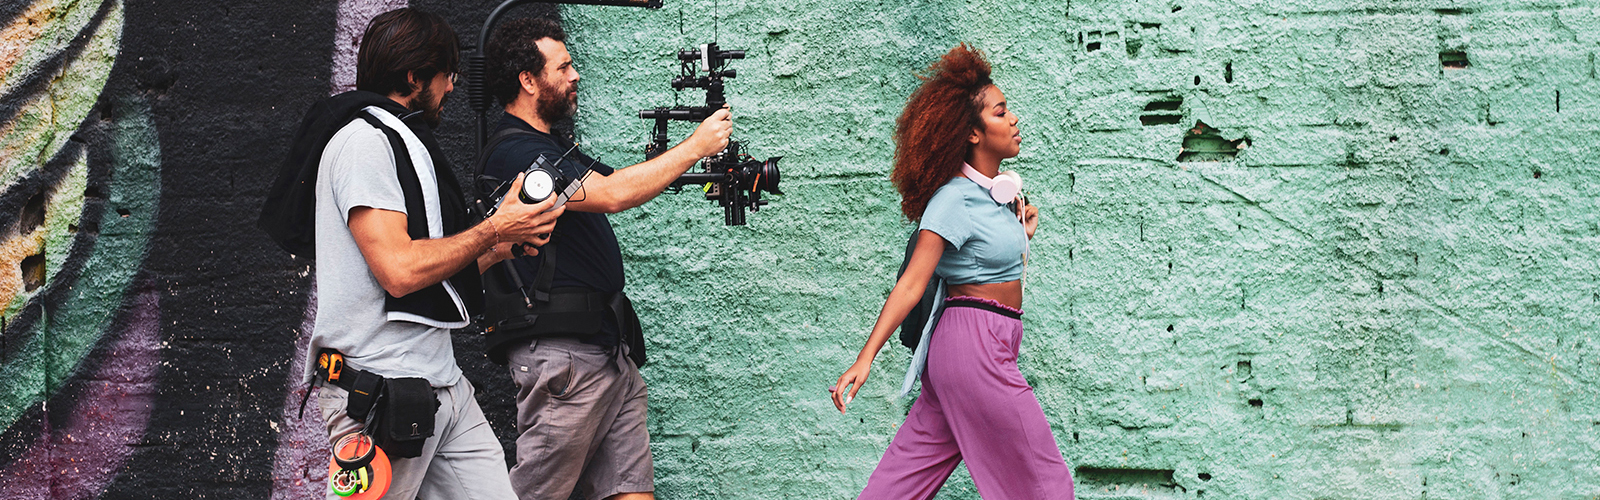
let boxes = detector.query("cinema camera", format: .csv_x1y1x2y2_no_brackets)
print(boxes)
640,43,782,226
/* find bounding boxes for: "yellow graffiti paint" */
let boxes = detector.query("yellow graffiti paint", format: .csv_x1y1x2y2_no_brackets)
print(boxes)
0,0,56,80
0,0,121,189
1,150,86,318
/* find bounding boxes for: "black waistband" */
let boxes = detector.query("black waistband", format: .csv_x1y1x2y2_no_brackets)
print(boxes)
944,298,1022,319
316,349,383,393
540,289,612,313
483,289,641,366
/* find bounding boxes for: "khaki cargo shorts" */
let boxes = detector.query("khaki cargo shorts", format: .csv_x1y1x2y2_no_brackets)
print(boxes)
505,337,652,500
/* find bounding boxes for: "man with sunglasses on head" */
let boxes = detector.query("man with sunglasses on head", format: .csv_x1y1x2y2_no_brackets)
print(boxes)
264,8,563,499
475,17,731,500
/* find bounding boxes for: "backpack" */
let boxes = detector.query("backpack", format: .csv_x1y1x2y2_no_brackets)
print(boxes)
897,229,944,350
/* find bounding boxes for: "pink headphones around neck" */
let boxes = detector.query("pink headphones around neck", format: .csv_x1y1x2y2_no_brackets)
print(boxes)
962,163,1021,204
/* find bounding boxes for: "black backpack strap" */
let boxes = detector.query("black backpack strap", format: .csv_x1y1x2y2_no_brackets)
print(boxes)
478,128,538,173
531,242,555,303
474,128,541,199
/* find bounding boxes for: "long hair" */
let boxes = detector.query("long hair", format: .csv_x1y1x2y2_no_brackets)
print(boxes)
356,8,460,98
892,43,992,222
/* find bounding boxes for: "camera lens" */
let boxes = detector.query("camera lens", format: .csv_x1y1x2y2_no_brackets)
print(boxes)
759,157,781,194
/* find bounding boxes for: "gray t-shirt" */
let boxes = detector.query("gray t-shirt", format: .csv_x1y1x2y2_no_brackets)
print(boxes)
303,118,462,388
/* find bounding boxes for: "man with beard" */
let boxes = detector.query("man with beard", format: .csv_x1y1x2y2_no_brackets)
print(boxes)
264,8,563,499
477,18,731,500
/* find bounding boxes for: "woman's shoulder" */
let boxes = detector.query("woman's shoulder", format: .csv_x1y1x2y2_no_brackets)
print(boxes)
923,177,982,222
928,177,982,206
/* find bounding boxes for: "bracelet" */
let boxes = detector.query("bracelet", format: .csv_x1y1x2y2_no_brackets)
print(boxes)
484,217,501,245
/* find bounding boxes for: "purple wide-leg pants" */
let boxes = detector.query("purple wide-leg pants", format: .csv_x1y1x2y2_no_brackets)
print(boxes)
859,305,1075,500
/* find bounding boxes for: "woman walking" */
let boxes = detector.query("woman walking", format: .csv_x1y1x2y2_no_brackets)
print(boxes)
830,43,1074,500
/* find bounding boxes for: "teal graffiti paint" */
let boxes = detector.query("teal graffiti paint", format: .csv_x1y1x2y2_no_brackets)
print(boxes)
0,93,159,432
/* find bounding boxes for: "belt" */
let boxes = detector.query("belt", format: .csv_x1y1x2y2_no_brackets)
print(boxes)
311,349,386,424
943,297,1023,319
483,289,624,365
486,289,612,336
538,290,610,315
317,350,382,392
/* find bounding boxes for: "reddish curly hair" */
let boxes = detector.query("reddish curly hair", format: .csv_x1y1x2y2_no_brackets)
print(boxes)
892,43,993,222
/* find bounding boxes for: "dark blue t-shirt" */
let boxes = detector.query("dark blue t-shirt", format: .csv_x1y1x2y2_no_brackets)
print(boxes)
482,114,624,343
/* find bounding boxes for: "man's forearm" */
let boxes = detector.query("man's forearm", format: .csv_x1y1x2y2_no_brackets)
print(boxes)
350,207,498,297
572,144,703,213
392,223,498,292
570,107,731,213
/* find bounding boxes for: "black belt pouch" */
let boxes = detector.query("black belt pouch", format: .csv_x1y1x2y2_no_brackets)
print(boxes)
343,370,385,424
610,292,646,368
374,378,438,459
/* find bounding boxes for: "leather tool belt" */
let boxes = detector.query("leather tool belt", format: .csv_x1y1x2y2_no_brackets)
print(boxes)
314,349,437,459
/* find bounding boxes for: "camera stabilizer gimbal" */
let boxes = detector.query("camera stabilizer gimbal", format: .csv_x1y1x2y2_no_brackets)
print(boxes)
640,43,781,226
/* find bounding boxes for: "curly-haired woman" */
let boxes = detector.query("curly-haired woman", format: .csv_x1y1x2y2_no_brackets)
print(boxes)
830,43,1073,500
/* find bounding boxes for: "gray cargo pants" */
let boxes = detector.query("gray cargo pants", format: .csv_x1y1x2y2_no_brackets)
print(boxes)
319,380,517,500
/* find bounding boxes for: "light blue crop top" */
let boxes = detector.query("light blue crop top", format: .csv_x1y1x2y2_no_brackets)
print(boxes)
918,176,1027,284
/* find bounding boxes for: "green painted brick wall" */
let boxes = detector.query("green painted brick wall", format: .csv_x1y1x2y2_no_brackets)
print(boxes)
557,1,1600,498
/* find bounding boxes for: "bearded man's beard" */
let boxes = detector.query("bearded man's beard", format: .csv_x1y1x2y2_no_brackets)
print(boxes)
535,76,577,125
412,82,447,128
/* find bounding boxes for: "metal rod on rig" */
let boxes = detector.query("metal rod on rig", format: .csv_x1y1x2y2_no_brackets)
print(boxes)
670,172,724,186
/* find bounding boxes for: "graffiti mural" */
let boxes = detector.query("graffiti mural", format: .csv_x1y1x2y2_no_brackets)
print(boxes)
0,0,164,497
4,1,1599,498
0,1,549,497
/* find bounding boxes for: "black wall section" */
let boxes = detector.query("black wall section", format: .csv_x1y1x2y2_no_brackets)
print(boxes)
103,1,336,496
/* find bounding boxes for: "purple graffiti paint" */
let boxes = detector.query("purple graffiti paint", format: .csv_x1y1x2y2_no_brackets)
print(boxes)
0,283,160,499
329,0,408,93
268,290,327,500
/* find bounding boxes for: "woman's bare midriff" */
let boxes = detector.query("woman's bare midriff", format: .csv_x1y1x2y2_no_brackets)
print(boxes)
947,280,1023,310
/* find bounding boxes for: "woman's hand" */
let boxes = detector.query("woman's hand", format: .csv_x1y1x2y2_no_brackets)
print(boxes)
1021,203,1040,239
831,360,872,414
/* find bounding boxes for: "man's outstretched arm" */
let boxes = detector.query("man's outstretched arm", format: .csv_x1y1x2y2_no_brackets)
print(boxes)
565,107,733,214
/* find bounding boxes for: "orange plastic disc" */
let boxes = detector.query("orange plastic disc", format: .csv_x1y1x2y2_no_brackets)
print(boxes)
329,437,391,499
